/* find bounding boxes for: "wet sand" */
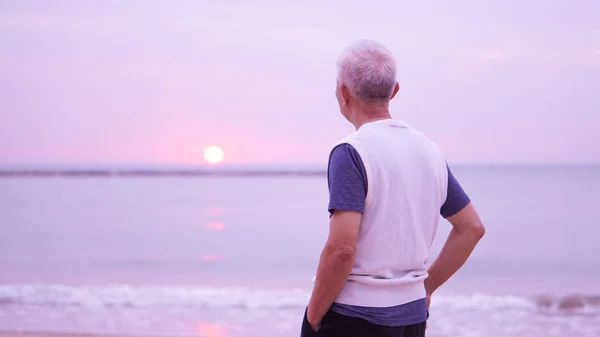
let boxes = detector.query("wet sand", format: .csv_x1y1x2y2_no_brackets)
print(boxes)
0,333,95,337
0,333,190,337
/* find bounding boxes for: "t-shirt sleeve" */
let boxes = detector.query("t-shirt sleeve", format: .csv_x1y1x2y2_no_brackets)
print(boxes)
440,164,471,218
327,143,368,215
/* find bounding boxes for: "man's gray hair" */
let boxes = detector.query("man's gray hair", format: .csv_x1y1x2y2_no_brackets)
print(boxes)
336,39,397,103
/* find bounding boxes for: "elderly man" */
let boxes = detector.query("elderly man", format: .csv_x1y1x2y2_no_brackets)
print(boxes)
300,40,486,337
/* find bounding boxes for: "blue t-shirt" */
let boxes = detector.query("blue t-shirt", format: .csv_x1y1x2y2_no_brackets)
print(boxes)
327,143,471,326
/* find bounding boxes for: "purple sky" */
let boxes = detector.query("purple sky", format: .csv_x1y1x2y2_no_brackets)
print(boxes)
1,1,599,166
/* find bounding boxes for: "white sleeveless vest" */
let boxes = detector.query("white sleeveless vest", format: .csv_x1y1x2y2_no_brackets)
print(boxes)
330,119,448,307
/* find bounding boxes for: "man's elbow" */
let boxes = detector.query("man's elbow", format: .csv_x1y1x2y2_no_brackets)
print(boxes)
470,222,486,240
324,243,356,262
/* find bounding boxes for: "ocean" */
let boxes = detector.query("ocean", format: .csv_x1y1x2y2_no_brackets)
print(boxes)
0,166,599,337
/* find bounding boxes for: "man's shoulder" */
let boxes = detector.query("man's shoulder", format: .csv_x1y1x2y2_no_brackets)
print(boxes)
392,123,445,159
332,132,360,148
328,143,362,166
329,133,361,159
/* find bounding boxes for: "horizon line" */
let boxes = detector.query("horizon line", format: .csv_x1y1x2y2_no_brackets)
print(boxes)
0,163,598,178
1,161,599,168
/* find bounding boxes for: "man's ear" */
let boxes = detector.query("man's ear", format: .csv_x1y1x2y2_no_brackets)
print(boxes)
341,85,352,105
390,82,400,100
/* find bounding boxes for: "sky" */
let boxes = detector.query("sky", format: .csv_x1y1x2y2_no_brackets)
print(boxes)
1,0,599,167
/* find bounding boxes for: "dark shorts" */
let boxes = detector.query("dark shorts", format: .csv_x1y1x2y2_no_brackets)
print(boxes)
301,308,426,337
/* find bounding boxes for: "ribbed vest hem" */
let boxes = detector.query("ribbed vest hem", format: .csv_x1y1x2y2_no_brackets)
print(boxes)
334,279,426,308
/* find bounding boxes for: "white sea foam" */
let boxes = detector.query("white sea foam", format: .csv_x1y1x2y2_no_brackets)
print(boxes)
0,284,311,310
0,284,598,315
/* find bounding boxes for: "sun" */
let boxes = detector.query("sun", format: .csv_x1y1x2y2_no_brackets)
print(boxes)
204,146,225,164
204,146,224,164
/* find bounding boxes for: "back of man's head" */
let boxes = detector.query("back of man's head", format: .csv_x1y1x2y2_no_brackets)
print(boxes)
336,39,397,104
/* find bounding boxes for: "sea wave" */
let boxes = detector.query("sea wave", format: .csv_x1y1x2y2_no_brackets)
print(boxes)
0,284,309,310
0,284,598,315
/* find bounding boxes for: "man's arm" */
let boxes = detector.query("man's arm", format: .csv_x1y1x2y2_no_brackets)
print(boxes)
425,202,485,295
306,143,367,329
307,210,361,329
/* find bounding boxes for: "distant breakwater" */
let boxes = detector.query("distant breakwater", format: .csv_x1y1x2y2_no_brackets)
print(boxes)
0,168,327,178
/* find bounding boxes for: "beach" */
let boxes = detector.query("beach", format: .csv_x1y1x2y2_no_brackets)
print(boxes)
0,333,133,337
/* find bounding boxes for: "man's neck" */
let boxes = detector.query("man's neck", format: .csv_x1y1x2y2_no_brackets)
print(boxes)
352,106,392,130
